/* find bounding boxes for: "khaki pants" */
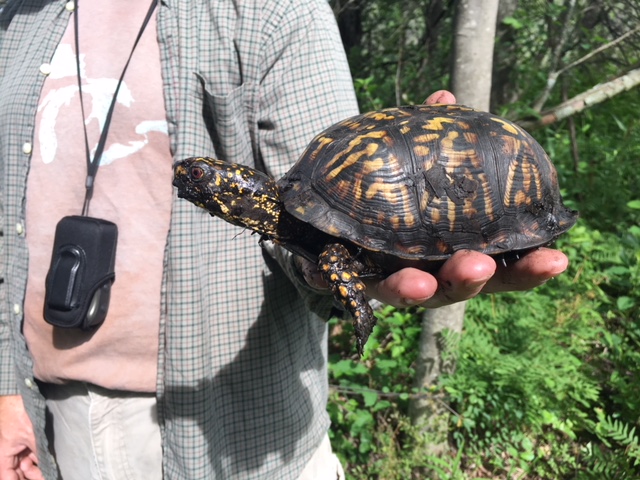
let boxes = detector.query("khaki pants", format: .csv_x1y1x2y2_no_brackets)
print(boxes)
40,382,344,479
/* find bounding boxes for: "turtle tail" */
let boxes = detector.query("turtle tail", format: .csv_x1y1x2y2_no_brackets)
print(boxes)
318,243,375,355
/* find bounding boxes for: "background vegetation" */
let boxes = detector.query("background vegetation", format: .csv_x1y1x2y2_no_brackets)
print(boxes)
326,1,640,478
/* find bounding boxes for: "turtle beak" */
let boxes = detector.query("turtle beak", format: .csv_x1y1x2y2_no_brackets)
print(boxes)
172,162,189,196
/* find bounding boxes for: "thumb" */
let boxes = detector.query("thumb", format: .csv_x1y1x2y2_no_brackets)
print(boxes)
424,90,456,105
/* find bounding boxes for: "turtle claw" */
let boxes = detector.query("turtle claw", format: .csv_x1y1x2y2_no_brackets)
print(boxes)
318,243,375,355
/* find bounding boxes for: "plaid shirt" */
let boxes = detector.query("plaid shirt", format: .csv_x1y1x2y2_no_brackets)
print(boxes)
0,0,358,478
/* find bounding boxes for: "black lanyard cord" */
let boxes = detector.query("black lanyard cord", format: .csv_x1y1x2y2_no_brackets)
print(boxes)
73,0,158,216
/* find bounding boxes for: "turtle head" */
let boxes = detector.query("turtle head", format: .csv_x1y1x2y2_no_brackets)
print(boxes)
173,157,283,237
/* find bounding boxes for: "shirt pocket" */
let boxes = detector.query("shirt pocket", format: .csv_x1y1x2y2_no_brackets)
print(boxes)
198,77,258,169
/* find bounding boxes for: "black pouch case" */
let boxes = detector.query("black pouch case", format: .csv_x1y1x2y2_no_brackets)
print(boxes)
43,215,118,330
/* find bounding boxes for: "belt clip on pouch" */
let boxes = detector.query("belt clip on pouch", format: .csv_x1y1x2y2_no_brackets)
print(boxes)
44,215,118,330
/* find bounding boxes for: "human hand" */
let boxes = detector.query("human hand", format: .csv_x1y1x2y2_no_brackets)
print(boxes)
366,247,569,309
0,395,44,480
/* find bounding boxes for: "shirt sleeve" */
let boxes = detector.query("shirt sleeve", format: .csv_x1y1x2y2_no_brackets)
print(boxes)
0,220,19,395
253,0,359,315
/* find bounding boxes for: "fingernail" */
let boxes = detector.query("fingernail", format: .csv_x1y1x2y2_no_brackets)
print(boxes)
402,297,429,306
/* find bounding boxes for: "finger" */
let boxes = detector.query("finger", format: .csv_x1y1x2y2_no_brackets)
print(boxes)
366,267,439,308
294,256,328,290
0,454,21,480
17,452,43,480
424,90,456,105
0,469,21,480
419,250,497,308
482,247,569,293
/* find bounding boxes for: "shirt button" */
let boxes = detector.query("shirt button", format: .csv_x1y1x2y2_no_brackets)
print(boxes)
24,378,35,389
15,223,24,235
65,1,76,11
13,303,21,315
39,63,52,76
22,142,32,155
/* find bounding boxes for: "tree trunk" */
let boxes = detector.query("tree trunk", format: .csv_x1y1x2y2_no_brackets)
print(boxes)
409,303,466,455
450,0,499,111
409,0,499,455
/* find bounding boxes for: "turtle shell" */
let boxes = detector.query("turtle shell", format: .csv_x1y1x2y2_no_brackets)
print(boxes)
278,104,577,266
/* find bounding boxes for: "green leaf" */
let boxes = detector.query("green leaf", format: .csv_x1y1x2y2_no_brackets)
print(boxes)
617,296,635,311
502,16,524,29
329,360,367,378
627,200,640,210
362,390,378,407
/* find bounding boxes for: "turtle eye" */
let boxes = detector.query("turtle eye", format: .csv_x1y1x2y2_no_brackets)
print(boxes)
190,166,205,181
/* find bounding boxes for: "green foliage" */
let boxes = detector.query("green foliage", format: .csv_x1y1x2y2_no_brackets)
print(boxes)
539,92,640,233
328,1,640,478
326,107,640,477
329,220,640,479
334,0,455,109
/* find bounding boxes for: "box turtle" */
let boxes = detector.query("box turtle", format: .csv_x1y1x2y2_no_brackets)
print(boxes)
173,104,577,353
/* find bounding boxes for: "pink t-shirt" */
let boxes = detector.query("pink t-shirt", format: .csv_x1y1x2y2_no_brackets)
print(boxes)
23,1,172,392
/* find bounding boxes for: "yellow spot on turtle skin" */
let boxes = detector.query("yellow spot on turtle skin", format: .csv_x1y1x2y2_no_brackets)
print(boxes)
321,264,331,272
340,272,352,282
329,255,339,263
355,282,365,291
338,285,350,298
350,300,358,308
330,273,339,282
399,125,410,135
217,201,230,215
295,206,306,216
491,117,519,135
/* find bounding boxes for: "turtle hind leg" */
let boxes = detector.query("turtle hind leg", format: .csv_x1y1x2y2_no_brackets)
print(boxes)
318,243,375,355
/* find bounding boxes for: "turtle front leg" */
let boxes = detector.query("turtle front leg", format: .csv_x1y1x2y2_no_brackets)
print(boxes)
318,243,375,355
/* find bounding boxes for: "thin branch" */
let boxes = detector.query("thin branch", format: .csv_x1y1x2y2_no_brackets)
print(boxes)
557,24,640,77
519,67,640,130
532,0,577,112
532,24,640,113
